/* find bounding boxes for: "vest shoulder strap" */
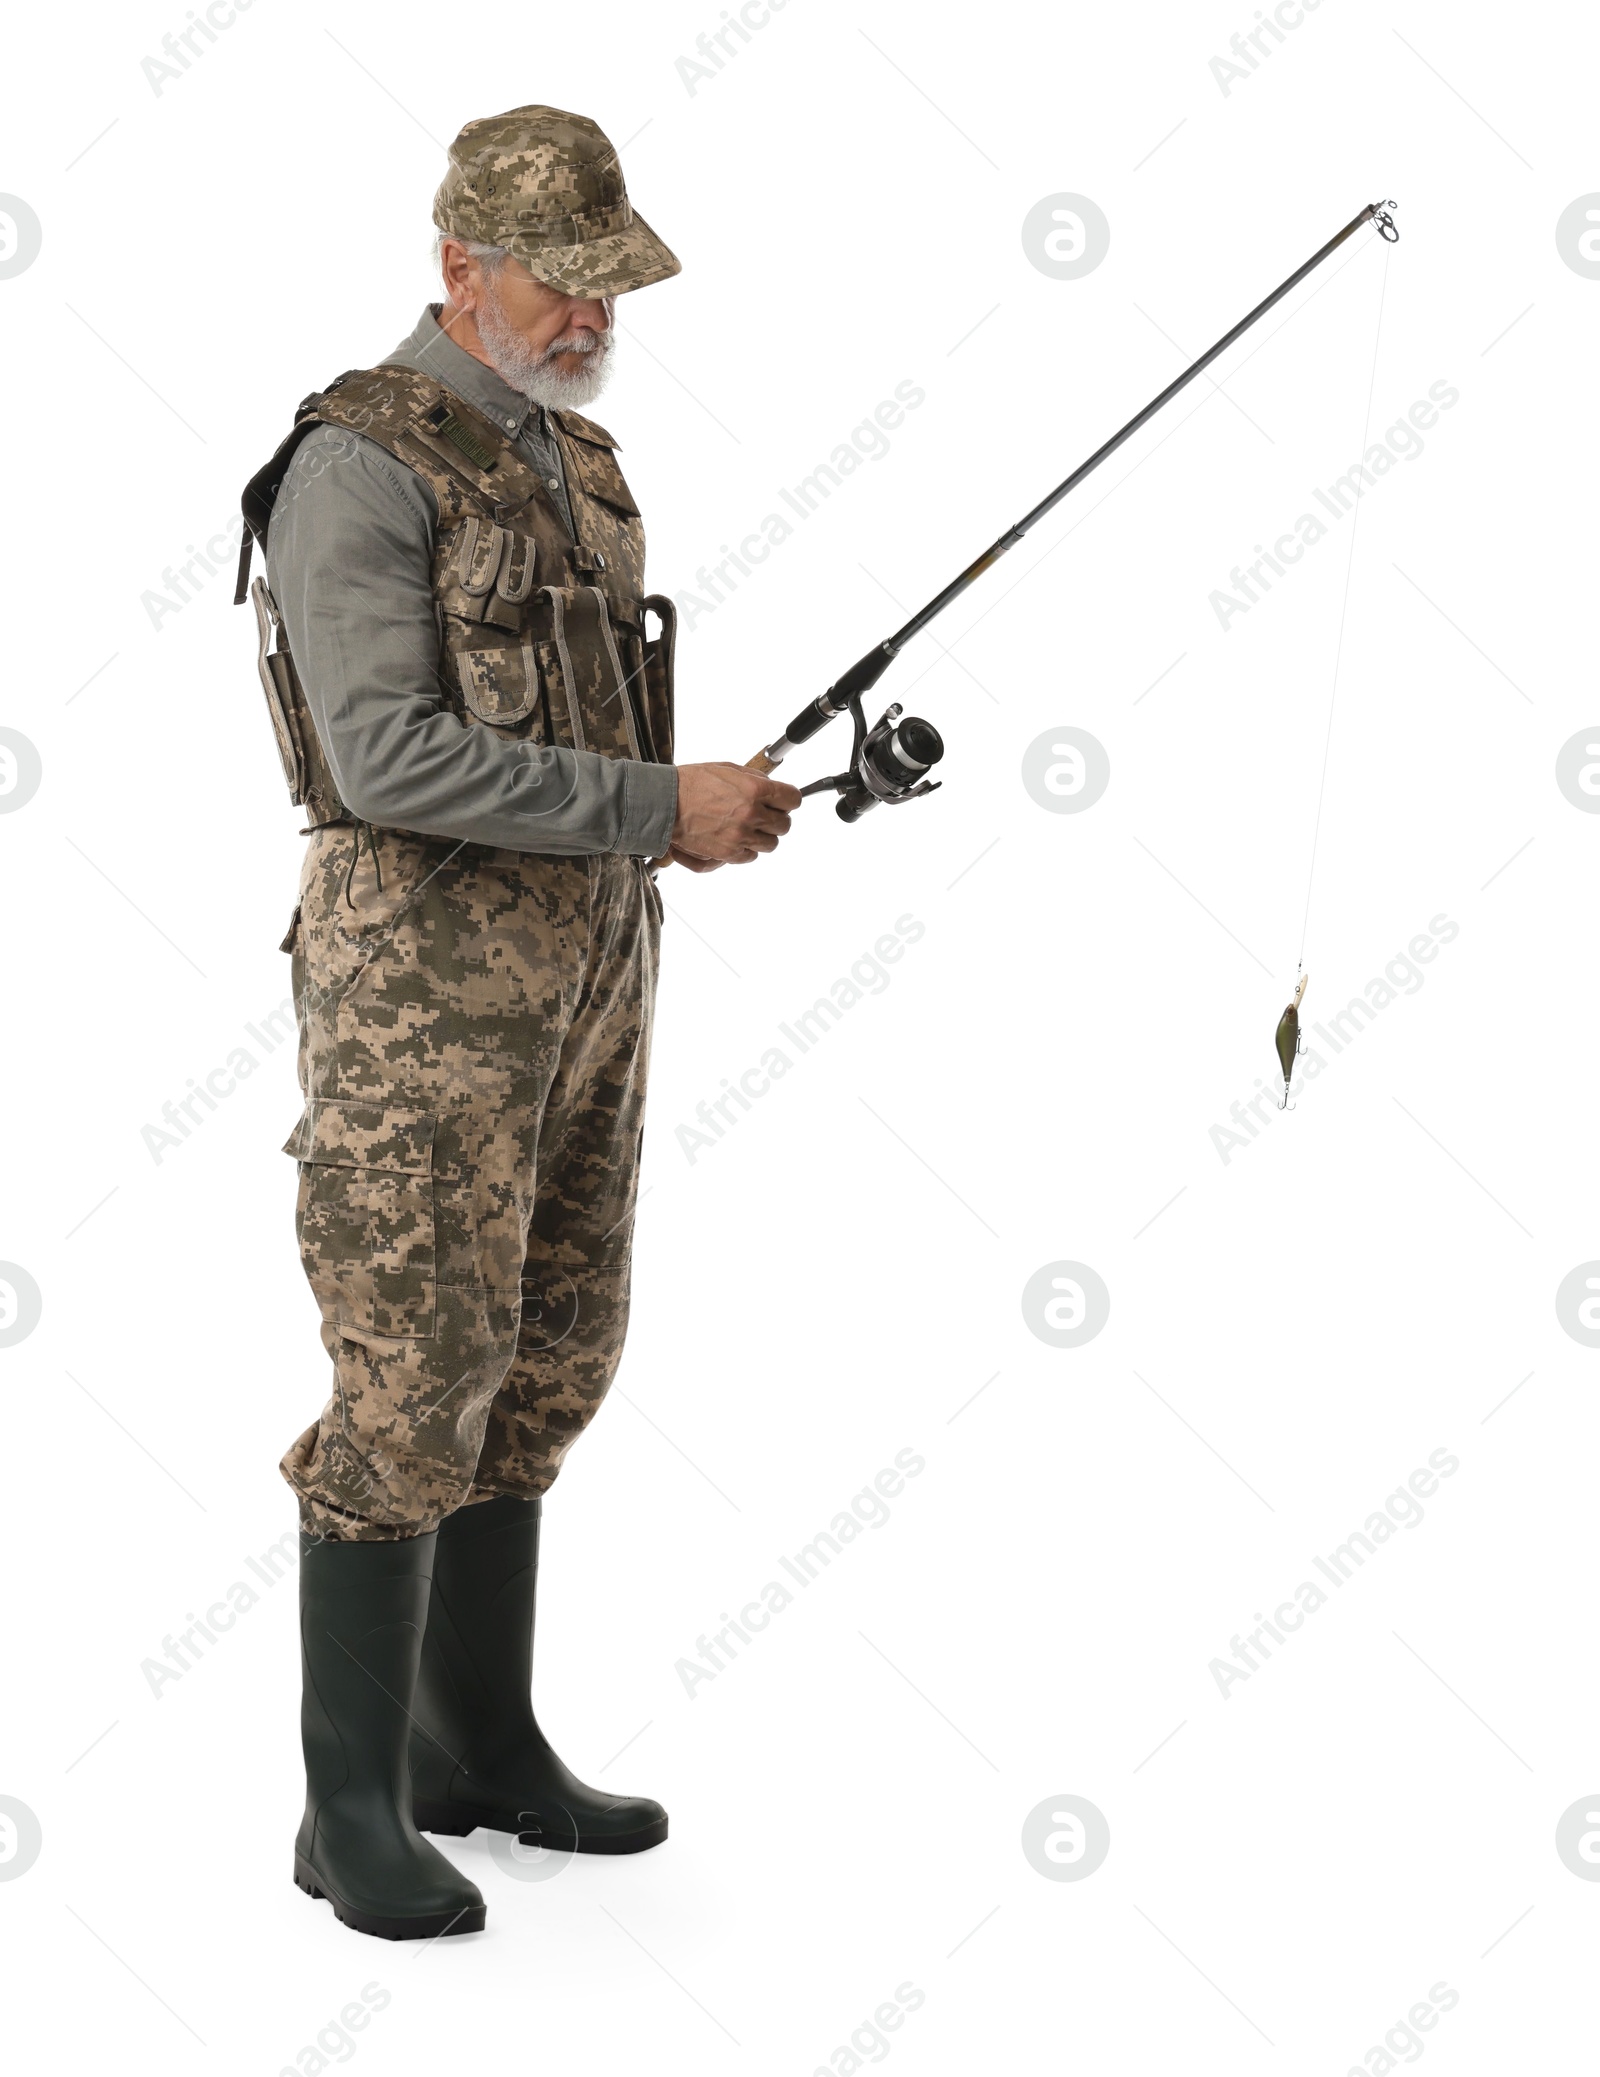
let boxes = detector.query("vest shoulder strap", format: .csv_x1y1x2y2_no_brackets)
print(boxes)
234,366,378,601
313,364,526,503
234,363,539,603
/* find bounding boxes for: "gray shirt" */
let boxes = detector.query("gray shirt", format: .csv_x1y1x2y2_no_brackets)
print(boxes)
265,307,679,856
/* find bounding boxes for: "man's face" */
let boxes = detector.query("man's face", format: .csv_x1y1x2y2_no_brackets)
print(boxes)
489,257,612,364
452,245,615,409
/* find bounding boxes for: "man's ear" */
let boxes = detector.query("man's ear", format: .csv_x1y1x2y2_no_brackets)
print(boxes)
438,239,476,311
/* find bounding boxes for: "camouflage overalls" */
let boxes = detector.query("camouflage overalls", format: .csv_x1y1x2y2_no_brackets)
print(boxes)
240,367,677,1541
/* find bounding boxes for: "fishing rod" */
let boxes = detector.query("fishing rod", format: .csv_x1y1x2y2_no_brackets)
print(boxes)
748,198,1399,821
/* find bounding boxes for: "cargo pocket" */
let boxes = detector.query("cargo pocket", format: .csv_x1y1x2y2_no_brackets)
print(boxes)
284,1099,437,1339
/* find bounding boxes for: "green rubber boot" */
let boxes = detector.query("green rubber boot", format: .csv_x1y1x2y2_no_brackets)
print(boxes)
411,1496,668,1854
295,1533,487,1939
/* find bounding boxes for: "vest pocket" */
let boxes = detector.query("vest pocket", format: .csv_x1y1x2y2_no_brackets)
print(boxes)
440,519,540,628
455,641,542,729
528,584,645,758
249,577,349,827
251,579,306,801
563,436,641,518
455,515,506,596
284,1099,437,1339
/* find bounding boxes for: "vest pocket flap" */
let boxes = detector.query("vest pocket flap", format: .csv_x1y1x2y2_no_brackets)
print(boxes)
456,516,507,596
564,438,641,517
553,409,620,449
283,1099,436,1174
457,644,540,727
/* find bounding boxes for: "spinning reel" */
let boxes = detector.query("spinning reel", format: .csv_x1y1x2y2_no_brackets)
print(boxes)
796,697,945,823
747,641,945,822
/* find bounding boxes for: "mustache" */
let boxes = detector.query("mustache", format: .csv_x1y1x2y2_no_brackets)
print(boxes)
544,330,608,359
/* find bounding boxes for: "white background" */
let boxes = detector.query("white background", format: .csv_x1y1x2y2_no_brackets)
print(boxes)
1,1,1594,2070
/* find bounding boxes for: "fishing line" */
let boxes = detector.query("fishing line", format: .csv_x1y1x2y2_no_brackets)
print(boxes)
743,201,1402,825
1295,239,1393,970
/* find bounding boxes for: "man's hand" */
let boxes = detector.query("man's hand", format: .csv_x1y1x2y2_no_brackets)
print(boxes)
660,843,724,874
666,762,803,867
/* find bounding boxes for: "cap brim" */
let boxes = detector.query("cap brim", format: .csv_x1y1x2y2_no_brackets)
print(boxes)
507,212,681,299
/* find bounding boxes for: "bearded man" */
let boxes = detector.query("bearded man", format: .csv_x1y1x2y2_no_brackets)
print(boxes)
237,105,800,1940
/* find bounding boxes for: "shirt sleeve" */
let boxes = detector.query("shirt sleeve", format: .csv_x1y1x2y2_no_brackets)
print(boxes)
264,424,679,858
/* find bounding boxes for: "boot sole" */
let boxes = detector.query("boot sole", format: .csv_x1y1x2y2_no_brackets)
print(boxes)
294,1854,486,1940
412,1799,668,1854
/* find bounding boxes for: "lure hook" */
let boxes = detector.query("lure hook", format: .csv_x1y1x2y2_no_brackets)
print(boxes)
1274,971,1309,1112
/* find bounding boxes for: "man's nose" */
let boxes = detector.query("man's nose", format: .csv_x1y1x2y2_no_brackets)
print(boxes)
567,297,612,335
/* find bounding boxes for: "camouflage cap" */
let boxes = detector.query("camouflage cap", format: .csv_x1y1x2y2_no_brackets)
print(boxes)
433,105,681,299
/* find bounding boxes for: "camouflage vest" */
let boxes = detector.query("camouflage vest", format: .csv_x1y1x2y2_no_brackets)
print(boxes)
236,363,677,829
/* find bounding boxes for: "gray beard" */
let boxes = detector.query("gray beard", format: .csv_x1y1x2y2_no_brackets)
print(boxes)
475,284,614,408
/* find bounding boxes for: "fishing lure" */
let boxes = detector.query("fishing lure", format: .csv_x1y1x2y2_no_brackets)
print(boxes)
1275,973,1308,1110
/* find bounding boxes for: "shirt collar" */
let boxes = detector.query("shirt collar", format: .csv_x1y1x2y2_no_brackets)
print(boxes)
386,305,548,442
